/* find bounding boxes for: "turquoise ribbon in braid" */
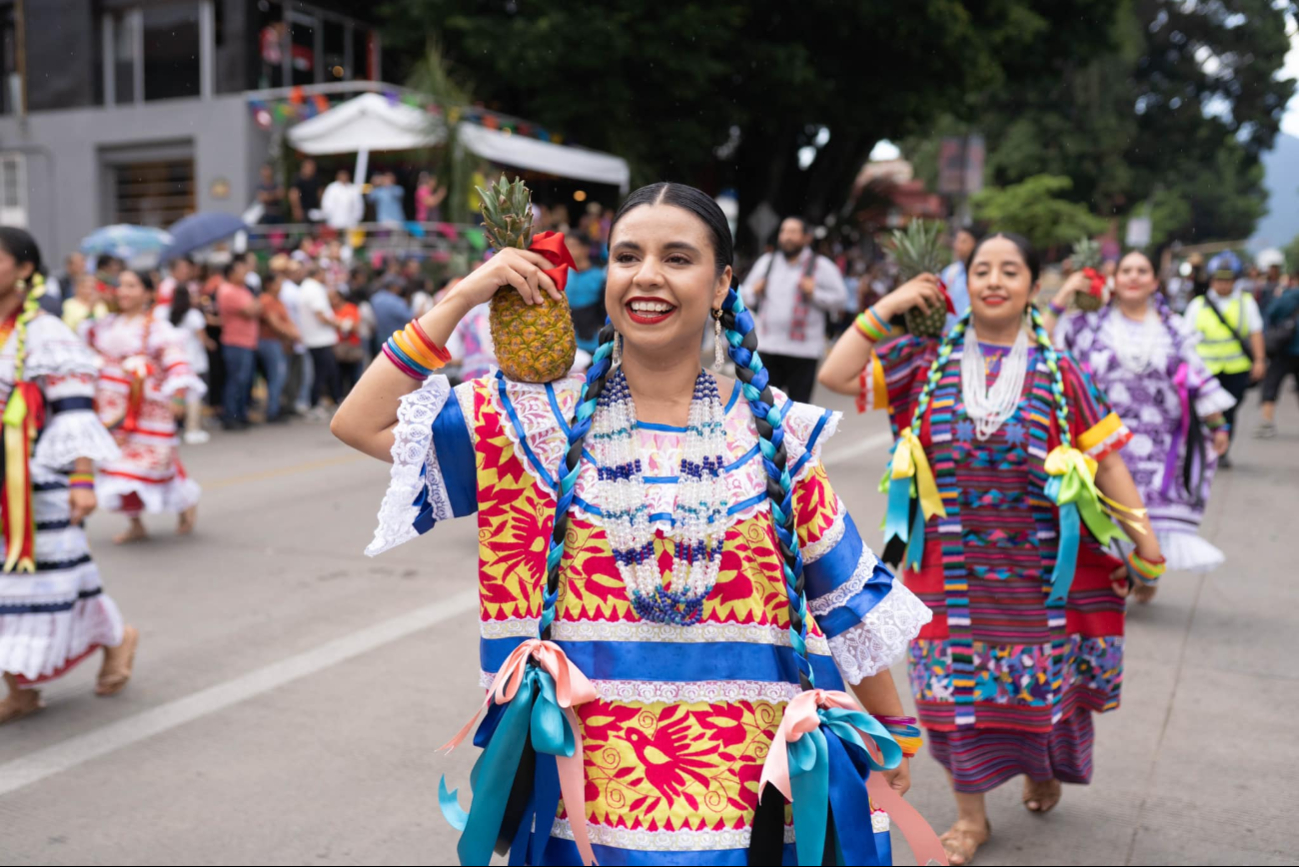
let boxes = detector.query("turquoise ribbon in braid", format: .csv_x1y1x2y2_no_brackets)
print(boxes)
539,324,616,639
719,286,814,690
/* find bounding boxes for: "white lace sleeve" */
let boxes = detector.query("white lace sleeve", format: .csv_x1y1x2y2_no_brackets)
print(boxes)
827,583,932,685
34,412,121,470
366,375,466,556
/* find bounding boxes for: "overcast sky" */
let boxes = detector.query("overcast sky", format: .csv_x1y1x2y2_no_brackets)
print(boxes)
1283,27,1299,137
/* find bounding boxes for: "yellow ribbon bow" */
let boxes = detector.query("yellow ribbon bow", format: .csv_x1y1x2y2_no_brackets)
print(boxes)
891,427,947,521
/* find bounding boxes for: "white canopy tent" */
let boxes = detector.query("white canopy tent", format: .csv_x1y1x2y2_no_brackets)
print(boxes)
288,92,446,155
284,92,630,192
456,123,631,193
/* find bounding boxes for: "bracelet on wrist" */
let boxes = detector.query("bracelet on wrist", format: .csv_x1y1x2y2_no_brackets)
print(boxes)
1048,299,1067,316
383,320,451,381
1127,549,1166,586
1205,416,1228,431
69,472,95,490
876,714,922,758
854,307,891,343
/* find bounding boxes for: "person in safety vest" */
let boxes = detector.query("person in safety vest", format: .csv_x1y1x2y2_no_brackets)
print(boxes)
1184,251,1265,467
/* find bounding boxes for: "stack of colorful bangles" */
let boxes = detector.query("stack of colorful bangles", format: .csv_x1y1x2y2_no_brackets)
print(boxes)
68,472,95,491
877,715,922,759
1206,416,1230,434
383,319,451,380
1126,550,1166,586
1048,298,1068,317
854,306,891,343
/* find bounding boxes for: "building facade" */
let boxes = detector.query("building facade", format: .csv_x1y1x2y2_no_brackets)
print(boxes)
0,0,380,260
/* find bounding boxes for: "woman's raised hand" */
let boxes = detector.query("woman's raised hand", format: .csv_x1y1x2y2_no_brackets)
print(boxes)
452,248,563,308
880,274,946,320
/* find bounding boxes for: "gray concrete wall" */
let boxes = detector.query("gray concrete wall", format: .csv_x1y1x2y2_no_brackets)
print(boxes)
0,94,256,263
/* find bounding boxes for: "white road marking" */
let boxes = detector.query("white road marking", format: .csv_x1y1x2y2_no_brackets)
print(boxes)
822,431,893,466
0,589,480,798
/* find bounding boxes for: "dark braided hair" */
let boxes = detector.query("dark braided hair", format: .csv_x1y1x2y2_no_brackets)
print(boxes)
536,184,817,691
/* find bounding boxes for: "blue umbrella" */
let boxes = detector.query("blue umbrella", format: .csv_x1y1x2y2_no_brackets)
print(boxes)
80,224,172,267
162,212,248,262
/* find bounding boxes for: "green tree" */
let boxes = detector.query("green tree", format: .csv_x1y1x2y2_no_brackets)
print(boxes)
907,0,1297,245
970,175,1107,254
379,0,1120,246
1284,233,1299,275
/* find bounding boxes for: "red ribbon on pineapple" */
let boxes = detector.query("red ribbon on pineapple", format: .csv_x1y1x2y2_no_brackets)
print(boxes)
1081,268,1107,299
526,231,576,294
2,381,44,572
936,278,957,314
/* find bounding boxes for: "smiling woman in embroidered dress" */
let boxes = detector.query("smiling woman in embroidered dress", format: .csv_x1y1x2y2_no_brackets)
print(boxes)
333,183,935,865
820,232,1165,866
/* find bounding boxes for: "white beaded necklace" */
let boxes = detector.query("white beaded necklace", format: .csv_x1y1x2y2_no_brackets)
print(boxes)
961,325,1029,441
1107,306,1165,374
589,368,730,625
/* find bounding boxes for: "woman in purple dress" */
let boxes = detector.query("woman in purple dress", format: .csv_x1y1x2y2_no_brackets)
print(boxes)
1048,250,1233,579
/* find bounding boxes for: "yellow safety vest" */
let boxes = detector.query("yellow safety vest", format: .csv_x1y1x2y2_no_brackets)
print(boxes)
1193,296,1252,375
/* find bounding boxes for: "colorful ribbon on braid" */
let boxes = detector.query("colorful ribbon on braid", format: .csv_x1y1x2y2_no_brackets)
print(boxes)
434,327,615,867
2,286,43,573
722,286,947,866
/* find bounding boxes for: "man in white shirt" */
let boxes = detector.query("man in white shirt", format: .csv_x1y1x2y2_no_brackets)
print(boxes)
740,217,848,402
272,254,311,416
319,168,364,231
297,263,341,418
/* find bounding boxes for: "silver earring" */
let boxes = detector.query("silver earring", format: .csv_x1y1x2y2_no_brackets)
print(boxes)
611,331,623,369
713,313,725,371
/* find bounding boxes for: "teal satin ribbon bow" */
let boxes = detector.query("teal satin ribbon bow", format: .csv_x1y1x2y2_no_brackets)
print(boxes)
438,665,577,864
787,706,902,866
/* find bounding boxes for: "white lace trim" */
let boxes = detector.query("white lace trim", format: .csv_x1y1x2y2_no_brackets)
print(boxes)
366,375,455,557
33,411,121,470
549,817,796,850
479,616,830,654
97,473,200,515
808,549,881,617
1194,383,1236,418
1156,528,1225,573
478,669,805,704
158,370,207,398
0,565,124,682
829,584,932,685
801,501,847,565
14,315,102,379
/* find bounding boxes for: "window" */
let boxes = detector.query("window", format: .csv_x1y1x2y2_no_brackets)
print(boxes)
323,19,345,81
112,11,136,104
353,25,373,81
143,2,201,101
109,157,195,228
288,11,317,86
0,153,27,227
253,0,285,89
0,4,15,115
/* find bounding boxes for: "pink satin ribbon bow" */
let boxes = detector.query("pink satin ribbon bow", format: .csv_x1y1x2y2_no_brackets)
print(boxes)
760,689,950,866
439,638,600,866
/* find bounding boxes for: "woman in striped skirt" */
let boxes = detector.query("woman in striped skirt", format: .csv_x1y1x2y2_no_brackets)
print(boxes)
0,228,138,724
820,232,1165,864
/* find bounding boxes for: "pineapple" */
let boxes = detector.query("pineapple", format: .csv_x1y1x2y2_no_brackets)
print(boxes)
1070,237,1105,312
890,220,951,338
478,175,576,383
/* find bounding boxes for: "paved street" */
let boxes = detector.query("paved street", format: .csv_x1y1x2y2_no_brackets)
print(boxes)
0,385,1294,866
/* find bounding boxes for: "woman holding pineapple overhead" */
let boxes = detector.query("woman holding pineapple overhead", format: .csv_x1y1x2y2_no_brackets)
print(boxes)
333,179,945,865
1047,250,1234,575
819,233,1163,866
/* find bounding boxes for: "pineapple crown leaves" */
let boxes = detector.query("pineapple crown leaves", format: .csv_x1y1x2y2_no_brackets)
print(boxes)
889,219,950,280
477,174,536,251
1071,237,1103,270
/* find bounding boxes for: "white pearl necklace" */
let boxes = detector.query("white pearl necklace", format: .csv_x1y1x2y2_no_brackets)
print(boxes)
961,325,1029,441
589,368,730,625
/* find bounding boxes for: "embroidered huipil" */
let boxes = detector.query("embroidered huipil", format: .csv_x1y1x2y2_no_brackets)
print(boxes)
1056,307,1235,572
859,336,1131,737
369,372,931,865
83,314,205,515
